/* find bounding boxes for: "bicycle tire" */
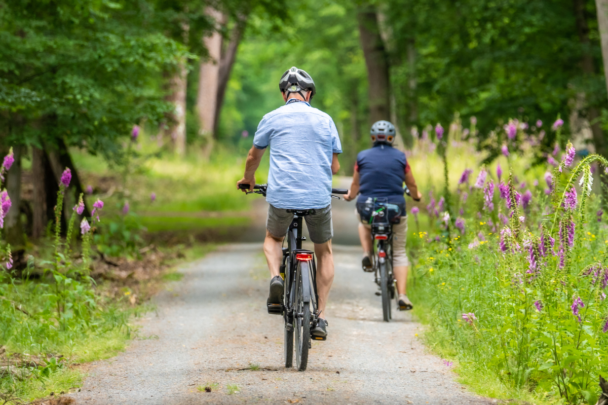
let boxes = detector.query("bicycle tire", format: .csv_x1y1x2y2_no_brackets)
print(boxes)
284,325,294,368
380,261,391,322
295,262,311,371
284,256,294,368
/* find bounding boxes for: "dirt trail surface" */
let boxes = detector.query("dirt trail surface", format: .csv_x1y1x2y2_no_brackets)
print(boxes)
69,179,493,404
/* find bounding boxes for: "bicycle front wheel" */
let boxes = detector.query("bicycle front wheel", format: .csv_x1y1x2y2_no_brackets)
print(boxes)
380,261,391,322
295,262,311,371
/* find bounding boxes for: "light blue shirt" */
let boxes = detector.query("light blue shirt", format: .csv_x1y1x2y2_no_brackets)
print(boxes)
253,100,342,209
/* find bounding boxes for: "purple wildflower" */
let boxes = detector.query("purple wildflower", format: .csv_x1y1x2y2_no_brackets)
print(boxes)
91,199,104,221
544,172,553,190
442,212,450,226
499,213,509,225
60,168,72,188
567,220,575,247
499,182,509,199
461,192,469,203
528,241,537,273
533,179,539,187
478,232,486,241
483,181,495,211
122,201,130,215
506,122,517,139
547,155,557,167
443,360,453,367
1,191,11,218
598,210,603,222
435,124,444,140
474,169,487,189
462,313,477,325
471,116,477,125
534,300,543,312
522,190,532,208
73,196,85,215
86,185,93,195
536,120,542,128
563,144,575,167
501,144,509,157
151,192,156,202
455,218,465,234
603,319,608,333
2,148,14,171
80,218,91,235
458,169,473,185
411,206,419,217
563,187,577,210
552,118,564,130
463,129,470,136
553,143,560,156
438,197,445,212
497,164,502,181
571,297,584,322
132,125,140,140
519,182,527,189
500,227,512,252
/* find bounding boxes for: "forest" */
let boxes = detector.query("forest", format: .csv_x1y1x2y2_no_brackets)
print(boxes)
3,0,608,403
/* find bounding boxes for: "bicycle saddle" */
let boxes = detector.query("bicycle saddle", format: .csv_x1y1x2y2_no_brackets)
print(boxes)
286,209,316,216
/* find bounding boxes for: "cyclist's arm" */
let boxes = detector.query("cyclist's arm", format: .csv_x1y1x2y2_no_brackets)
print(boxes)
331,153,340,175
344,170,360,201
405,169,422,201
237,146,265,192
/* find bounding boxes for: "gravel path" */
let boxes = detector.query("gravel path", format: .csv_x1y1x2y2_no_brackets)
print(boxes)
69,241,492,404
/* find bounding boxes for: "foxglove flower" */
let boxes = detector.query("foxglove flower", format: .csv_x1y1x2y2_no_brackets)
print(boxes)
463,129,470,136
132,125,140,140
552,118,564,130
506,122,517,139
499,227,512,252
91,199,104,221
411,206,419,217
552,143,560,156
499,213,509,225
80,218,91,235
468,239,480,249
598,210,603,222
435,123,444,140
563,187,577,210
122,201,130,215
151,192,156,202
478,232,486,241
2,148,14,171
579,170,593,196
563,144,575,167
534,300,543,312
567,220,575,247
1,191,11,218
455,218,465,234
547,155,557,167
603,318,608,333
60,168,72,188
483,181,495,211
501,144,509,157
442,212,450,226
461,192,468,203
497,164,502,181
519,182,527,189
533,179,539,187
527,240,537,273
498,182,509,199
544,172,553,191
474,169,487,189
536,120,542,128
86,185,93,194
462,312,477,324
522,190,532,208
438,197,445,212
458,169,473,185
6,253,12,270
471,116,477,125
73,196,85,215
571,297,584,322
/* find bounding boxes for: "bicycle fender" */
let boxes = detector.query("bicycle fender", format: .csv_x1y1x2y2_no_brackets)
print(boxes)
300,261,311,303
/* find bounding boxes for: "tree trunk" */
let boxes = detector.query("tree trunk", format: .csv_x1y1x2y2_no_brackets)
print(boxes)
213,15,248,136
407,38,418,126
594,0,608,157
162,60,188,156
31,147,49,238
5,145,24,251
197,8,224,144
357,6,391,125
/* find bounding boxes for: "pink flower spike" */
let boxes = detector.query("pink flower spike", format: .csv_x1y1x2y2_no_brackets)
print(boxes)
60,168,72,188
132,125,140,141
435,123,444,140
150,192,156,202
1,191,11,218
501,144,509,157
122,201,130,215
2,148,14,171
536,120,542,128
86,185,93,195
80,218,91,235
73,196,85,215
552,118,564,130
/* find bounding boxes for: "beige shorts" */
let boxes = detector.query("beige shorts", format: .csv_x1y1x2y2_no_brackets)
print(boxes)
358,212,409,267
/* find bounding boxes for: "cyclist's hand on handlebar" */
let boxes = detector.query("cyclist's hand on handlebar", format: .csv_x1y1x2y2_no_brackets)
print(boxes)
237,177,255,193
343,190,355,202
413,190,422,202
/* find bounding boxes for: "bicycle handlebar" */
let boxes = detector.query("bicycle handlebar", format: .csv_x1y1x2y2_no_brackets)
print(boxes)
239,184,348,197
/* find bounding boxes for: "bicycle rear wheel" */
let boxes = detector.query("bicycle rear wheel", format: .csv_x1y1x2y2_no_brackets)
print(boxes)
295,262,311,371
380,261,391,322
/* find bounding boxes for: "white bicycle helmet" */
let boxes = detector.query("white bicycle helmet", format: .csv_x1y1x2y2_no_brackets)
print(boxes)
279,67,316,101
370,120,396,144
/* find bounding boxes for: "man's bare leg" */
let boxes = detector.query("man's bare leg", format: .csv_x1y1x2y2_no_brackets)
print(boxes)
263,231,283,278
314,240,334,319
358,223,372,256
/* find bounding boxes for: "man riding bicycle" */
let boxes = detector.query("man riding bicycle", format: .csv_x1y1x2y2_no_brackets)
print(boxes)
237,67,341,340
344,120,421,311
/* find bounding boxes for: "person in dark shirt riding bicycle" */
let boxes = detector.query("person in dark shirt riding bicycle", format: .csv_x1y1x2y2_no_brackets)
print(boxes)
344,121,421,311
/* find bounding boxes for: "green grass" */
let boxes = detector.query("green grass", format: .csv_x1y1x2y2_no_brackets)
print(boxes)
226,384,240,395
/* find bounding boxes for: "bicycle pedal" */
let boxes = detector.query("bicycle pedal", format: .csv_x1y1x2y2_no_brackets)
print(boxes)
375,292,381,296
267,303,282,315
312,336,326,341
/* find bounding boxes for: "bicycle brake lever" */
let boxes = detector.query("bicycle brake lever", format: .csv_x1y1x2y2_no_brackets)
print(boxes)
331,195,341,200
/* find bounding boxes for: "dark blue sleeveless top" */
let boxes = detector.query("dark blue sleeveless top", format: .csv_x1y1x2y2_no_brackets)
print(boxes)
356,144,407,213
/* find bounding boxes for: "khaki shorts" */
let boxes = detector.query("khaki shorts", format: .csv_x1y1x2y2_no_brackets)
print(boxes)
267,204,333,244
358,212,410,267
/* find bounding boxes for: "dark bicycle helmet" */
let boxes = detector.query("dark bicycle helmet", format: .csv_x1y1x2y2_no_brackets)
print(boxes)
279,67,316,101
370,120,396,144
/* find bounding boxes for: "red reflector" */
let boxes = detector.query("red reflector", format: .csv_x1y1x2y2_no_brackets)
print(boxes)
378,251,386,258
375,235,388,240
296,253,313,261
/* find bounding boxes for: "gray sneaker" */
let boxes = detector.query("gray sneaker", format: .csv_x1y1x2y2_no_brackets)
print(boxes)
311,318,328,340
398,294,413,311
267,276,284,315
362,256,374,272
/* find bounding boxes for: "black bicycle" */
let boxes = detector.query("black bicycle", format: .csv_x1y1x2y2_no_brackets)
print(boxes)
239,184,347,371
